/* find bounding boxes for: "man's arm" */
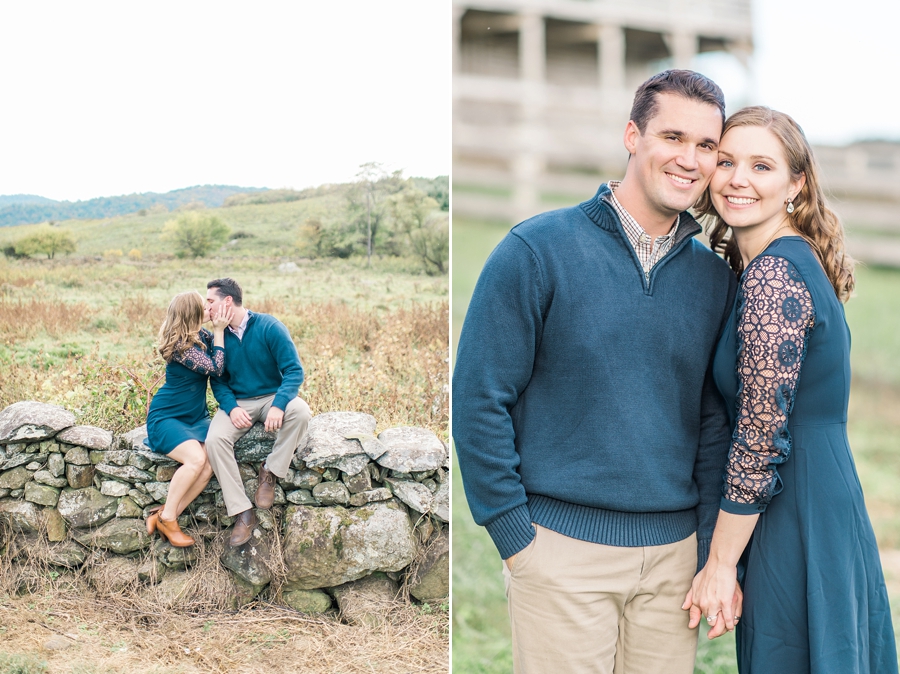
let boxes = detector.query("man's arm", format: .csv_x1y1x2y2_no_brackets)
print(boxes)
692,272,738,570
265,320,304,412
210,370,238,416
452,232,545,560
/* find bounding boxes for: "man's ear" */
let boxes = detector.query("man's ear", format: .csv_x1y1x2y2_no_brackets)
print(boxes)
623,120,641,156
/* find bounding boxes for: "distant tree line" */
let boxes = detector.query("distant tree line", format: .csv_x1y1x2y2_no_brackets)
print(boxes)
0,185,267,228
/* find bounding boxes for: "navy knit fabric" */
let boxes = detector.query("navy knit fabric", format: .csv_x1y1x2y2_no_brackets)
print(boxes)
210,311,304,413
452,184,737,566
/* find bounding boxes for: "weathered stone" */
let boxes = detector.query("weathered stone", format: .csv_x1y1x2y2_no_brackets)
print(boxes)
312,481,350,506
56,425,113,451
44,507,67,541
47,541,87,568
66,463,94,489
0,488,8,499
0,401,75,443
282,501,417,590
127,453,153,470
287,468,323,490
127,489,156,507
375,427,447,473
190,503,218,524
343,469,372,494
234,423,278,463
154,538,199,570
6,442,26,453
432,480,449,523
0,500,42,532
416,517,435,543
116,496,144,519
411,470,435,482
422,478,438,493
239,463,257,481
145,570,191,608
155,465,177,482
145,481,170,502
256,508,276,531
349,487,393,507
43,637,73,651
0,466,33,490
56,487,118,529
282,588,333,614
95,463,154,483
385,478,433,513
322,467,340,482
330,572,401,627
408,529,449,601
138,555,167,583
1,453,34,470
24,482,60,507
25,461,43,471
47,453,65,478
9,488,22,498
73,518,150,554
100,450,128,466
63,446,90,465
85,555,142,592
200,478,220,494
118,425,149,451
220,529,273,595
297,412,377,475
100,480,131,497
285,489,317,505
89,450,105,464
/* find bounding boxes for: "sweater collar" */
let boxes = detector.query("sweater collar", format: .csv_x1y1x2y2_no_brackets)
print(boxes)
580,183,702,247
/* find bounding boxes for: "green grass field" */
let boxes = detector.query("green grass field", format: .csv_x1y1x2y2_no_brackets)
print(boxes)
451,216,900,673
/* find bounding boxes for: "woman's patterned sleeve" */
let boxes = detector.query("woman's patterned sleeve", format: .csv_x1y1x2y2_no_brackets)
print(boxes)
721,255,815,514
172,330,225,376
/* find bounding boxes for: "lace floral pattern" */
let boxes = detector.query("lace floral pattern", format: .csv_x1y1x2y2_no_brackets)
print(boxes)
173,329,225,376
723,255,815,506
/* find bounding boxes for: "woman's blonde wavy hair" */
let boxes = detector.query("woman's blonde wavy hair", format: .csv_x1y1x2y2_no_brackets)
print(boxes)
695,106,855,302
157,291,206,363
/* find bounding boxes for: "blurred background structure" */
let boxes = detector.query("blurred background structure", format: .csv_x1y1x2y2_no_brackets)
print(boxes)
452,0,900,265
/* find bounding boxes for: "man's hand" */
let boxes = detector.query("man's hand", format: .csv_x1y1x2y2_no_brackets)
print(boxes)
265,407,284,433
504,553,517,571
229,407,253,429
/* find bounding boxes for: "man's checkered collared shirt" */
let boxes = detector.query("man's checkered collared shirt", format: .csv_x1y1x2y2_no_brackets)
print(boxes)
606,180,679,279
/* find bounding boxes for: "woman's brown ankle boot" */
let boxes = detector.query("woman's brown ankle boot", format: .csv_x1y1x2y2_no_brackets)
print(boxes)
157,515,195,547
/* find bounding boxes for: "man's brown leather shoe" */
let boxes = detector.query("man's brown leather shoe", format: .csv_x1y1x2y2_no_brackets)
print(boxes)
230,508,257,546
255,463,276,509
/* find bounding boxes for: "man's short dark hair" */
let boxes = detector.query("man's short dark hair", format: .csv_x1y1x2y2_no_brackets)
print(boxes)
630,69,725,133
207,277,243,306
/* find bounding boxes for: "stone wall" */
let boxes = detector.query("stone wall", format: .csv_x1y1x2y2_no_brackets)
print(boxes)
0,401,449,614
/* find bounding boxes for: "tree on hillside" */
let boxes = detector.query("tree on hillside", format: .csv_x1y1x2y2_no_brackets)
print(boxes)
15,227,76,259
347,163,406,266
161,212,230,258
387,187,447,273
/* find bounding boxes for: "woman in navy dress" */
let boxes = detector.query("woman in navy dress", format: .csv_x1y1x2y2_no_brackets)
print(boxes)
683,107,897,673
144,291,233,547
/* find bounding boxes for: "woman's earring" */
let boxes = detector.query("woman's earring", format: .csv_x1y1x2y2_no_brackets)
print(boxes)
786,198,795,214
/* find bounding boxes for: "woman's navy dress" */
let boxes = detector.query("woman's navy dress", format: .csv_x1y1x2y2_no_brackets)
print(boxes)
713,237,897,673
146,329,225,454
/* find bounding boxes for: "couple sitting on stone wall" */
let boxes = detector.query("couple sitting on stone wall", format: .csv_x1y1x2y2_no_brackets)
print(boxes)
143,277,311,548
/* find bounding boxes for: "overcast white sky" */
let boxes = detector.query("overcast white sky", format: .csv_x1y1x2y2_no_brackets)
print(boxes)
0,1,450,202
699,0,900,147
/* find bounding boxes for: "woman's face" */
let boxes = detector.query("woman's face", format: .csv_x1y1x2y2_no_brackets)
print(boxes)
202,303,211,324
710,125,804,233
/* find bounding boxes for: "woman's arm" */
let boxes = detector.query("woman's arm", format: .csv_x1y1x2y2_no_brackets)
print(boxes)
685,255,815,638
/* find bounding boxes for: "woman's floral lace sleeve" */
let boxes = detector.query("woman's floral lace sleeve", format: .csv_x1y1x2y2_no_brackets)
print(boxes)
723,255,815,511
173,330,225,376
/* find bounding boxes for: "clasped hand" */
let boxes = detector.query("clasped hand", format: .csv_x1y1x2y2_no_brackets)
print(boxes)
682,562,743,640
228,406,284,431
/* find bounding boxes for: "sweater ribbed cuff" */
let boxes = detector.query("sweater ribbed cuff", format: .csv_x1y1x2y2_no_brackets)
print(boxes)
720,496,768,516
696,537,711,573
485,504,535,560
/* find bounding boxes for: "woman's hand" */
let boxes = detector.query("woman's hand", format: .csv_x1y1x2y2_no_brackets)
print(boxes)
683,562,743,639
211,305,234,332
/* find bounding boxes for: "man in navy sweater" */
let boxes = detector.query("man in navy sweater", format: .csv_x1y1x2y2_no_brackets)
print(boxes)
204,277,311,546
453,70,737,673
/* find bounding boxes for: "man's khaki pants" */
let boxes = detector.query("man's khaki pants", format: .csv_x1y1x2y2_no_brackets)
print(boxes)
205,394,311,516
504,524,698,674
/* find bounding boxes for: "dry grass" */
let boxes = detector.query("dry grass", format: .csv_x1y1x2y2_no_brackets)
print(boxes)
0,526,448,673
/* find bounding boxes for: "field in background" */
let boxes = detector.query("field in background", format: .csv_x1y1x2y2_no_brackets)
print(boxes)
451,216,900,674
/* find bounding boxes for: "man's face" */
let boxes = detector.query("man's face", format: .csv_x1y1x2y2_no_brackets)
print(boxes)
624,93,723,219
205,288,230,320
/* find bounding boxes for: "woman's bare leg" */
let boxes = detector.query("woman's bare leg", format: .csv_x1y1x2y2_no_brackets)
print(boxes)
163,440,212,520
